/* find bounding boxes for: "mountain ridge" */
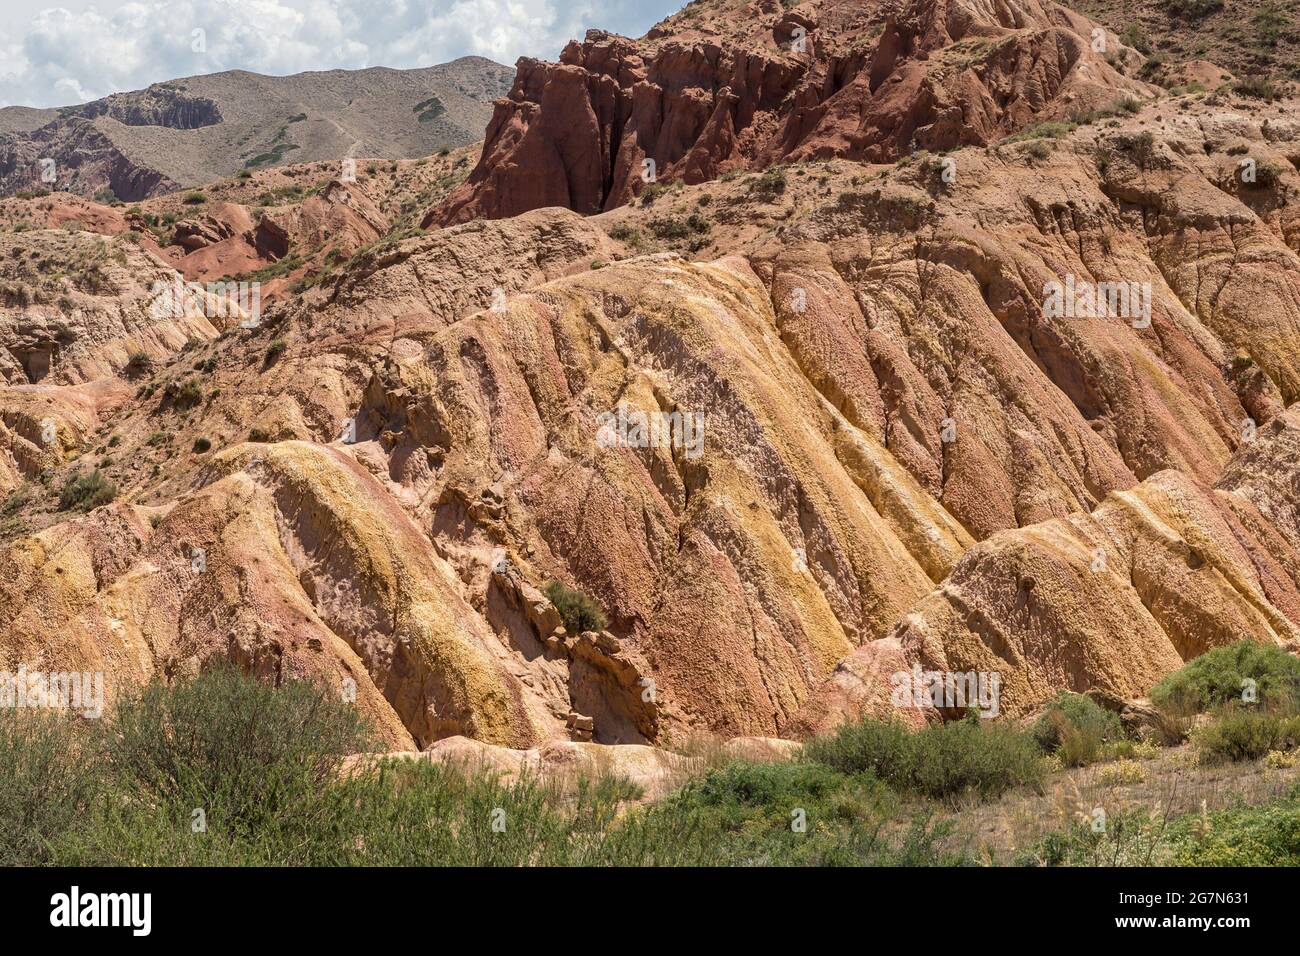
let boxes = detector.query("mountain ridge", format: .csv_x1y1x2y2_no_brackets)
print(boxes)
0,57,513,201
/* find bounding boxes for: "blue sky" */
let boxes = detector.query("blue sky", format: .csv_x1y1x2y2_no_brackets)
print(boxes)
0,0,683,108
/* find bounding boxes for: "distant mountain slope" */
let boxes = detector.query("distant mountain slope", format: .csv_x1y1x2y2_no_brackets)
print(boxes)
1065,0,1297,85
0,106,57,136
0,58,512,201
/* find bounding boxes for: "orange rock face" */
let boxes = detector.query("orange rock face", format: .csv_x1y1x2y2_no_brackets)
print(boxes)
3,0,1300,753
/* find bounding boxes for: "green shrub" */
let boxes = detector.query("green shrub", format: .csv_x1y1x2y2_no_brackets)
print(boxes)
1150,641,1300,715
1253,1,1290,48
607,222,642,245
107,667,370,839
638,182,667,206
1234,75,1282,101
750,165,788,200
0,668,992,866
1005,121,1077,144
1192,710,1300,763
1243,160,1287,189
2,485,31,516
648,216,691,240
265,339,287,363
182,192,207,205
1166,797,1300,865
807,714,1045,801
684,759,845,812
167,378,203,410
1017,807,1168,867
58,469,117,511
805,717,916,787
1031,692,1124,766
338,760,637,866
0,710,101,865
622,759,959,866
1024,140,1053,161
1120,23,1151,54
1068,97,1142,127
1119,130,1157,168
1167,0,1223,19
543,580,608,634
192,437,212,453
124,351,151,377
909,717,1046,799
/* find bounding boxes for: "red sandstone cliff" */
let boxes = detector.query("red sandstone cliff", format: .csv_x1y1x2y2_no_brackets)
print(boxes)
429,0,1149,226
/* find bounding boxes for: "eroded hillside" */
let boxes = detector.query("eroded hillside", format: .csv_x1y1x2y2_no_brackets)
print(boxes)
2,0,1299,752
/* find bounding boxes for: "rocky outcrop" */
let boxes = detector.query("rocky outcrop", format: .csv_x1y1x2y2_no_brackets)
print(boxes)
0,229,235,387
0,118,179,202
430,0,1148,225
169,182,389,284
72,87,223,130
174,203,253,252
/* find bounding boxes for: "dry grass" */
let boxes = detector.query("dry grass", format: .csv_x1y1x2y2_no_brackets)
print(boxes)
938,742,1300,861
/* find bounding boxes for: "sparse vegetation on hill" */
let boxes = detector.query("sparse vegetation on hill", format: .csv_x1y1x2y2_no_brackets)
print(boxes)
0,61,513,202
1068,0,1299,85
58,469,117,511
543,581,608,635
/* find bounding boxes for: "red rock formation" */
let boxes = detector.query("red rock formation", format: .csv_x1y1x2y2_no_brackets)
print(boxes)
428,0,1148,226
0,118,179,202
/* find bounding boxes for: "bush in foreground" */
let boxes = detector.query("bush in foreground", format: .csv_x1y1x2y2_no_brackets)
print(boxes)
0,667,993,866
1031,692,1124,766
1192,709,1300,763
1165,795,1300,866
1022,785,1300,867
1150,641,1300,715
621,760,962,866
0,710,100,865
806,714,1046,802
107,667,369,839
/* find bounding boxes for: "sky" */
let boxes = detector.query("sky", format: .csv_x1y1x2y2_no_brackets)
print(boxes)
0,0,683,109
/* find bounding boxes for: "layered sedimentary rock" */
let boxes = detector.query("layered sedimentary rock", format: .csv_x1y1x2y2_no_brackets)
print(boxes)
431,0,1147,224
3,0,1300,752
0,230,236,388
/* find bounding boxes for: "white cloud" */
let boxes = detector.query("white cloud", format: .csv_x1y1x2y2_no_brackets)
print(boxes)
0,0,675,108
